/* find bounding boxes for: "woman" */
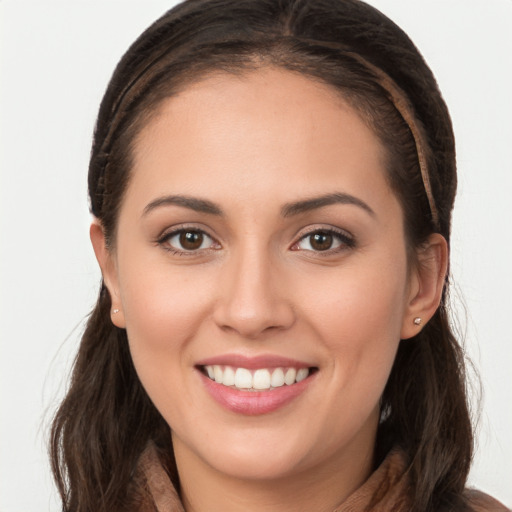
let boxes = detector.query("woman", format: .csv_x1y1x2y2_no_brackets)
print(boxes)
49,0,509,511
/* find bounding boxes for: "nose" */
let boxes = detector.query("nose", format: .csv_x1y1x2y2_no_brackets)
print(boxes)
212,244,295,339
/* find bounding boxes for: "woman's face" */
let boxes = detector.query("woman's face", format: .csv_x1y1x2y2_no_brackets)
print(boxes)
98,68,425,482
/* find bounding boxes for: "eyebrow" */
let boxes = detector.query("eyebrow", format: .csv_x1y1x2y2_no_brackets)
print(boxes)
142,191,375,218
142,195,224,217
281,192,375,218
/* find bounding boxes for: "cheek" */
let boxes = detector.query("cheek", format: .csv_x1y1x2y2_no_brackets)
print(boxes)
117,260,216,372
304,254,408,342
117,264,222,427
300,252,408,397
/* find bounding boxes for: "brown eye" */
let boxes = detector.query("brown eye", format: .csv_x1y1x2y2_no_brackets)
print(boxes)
163,229,217,253
309,232,333,251
293,229,353,253
179,231,204,250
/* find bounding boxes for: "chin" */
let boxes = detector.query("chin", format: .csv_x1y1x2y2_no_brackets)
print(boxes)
172,424,317,481
209,446,309,481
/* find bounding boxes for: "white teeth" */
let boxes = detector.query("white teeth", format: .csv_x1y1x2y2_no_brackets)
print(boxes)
203,365,311,390
234,368,253,389
284,368,297,385
296,368,309,382
270,367,285,387
253,369,271,390
222,366,235,386
213,365,223,383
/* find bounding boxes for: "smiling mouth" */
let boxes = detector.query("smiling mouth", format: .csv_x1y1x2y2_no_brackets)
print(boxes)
199,365,318,392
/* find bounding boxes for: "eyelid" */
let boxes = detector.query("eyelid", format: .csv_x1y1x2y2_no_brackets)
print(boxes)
290,225,355,253
154,223,354,256
156,224,221,255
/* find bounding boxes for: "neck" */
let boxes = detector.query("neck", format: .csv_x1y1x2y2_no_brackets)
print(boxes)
173,436,375,512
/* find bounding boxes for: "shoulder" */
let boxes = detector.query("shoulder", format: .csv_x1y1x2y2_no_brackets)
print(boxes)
464,489,510,512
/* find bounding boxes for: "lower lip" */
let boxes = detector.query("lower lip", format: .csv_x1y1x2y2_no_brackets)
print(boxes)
200,371,315,415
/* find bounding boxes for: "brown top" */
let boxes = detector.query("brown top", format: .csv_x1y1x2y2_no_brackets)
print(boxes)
133,443,509,512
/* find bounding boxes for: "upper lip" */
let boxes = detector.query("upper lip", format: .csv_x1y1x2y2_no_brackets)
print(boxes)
195,353,315,370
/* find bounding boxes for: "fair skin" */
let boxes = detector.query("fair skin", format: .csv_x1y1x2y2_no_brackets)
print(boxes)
91,67,447,512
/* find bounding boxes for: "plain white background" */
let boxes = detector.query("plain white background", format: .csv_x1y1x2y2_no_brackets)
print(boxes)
1,1,511,510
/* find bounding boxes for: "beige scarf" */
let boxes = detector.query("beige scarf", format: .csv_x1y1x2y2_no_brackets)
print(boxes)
134,443,509,512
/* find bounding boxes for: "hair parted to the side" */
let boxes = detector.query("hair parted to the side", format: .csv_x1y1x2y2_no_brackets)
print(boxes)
50,1,473,511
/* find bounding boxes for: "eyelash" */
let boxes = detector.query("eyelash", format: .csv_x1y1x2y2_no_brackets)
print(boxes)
291,227,356,255
157,226,219,256
156,226,355,256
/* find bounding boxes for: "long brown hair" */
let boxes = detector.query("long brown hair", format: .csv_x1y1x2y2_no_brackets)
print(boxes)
50,1,473,510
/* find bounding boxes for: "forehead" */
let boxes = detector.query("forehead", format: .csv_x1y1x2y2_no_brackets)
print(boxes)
126,67,396,218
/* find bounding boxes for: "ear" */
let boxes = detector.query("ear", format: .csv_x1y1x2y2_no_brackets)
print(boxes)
90,220,126,328
401,233,448,339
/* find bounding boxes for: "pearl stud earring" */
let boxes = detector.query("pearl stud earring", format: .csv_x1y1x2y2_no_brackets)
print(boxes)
113,309,120,314
413,317,422,326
